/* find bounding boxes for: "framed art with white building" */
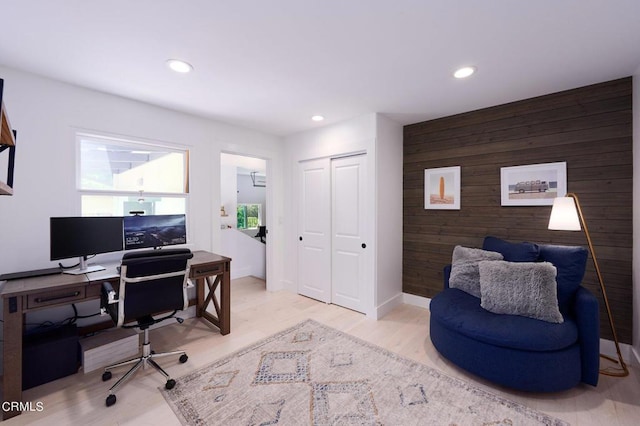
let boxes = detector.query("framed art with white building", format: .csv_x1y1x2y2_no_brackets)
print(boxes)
424,166,461,210
500,161,567,206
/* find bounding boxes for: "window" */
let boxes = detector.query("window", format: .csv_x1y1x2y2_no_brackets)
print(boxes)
237,204,261,229
77,132,189,216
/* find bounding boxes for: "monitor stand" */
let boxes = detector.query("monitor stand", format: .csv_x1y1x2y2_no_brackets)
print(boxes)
63,256,106,275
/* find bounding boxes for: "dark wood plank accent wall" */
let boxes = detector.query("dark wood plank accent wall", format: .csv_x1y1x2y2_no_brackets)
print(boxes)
403,77,633,343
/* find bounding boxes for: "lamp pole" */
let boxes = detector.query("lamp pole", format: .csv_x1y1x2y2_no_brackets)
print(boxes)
566,193,628,377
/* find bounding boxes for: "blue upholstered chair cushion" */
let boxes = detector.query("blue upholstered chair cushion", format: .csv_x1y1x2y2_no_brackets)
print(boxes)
483,236,539,262
430,288,578,352
538,244,589,315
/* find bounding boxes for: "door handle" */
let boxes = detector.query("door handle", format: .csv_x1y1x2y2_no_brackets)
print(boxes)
361,243,366,249
299,236,303,241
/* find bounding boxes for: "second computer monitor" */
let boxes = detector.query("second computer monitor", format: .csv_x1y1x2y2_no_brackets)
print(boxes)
123,214,187,250
50,216,124,274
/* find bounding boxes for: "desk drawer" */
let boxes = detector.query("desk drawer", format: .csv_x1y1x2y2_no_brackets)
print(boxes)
191,263,224,277
27,286,86,309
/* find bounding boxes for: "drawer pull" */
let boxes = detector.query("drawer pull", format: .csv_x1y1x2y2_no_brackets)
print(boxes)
195,267,222,275
34,291,81,303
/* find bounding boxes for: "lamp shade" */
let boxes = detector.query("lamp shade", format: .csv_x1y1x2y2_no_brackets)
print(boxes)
548,196,581,231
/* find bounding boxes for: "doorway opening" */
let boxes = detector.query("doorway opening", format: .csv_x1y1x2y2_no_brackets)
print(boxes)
220,153,268,283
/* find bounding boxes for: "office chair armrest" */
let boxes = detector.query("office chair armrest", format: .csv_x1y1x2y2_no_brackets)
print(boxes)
102,281,118,304
100,281,119,318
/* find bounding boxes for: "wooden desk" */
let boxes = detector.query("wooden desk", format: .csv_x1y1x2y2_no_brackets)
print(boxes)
0,250,231,421
190,251,232,335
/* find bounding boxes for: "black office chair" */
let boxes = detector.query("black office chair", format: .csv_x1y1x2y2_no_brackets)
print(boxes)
255,225,267,243
100,248,194,407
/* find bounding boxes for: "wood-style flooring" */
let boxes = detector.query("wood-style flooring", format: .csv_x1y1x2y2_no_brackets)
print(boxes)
4,276,639,425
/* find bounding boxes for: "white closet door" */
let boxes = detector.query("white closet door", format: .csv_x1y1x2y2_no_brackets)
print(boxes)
297,158,331,303
331,154,368,313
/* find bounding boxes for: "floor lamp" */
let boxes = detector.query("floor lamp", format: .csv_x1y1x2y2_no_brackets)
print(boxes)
548,193,628,377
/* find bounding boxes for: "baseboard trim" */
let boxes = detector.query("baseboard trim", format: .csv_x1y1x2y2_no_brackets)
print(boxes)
600,338,638,367
374,293,403,319
631,346,640,367
230,266,252,280
402,292,431,309
279,279,296,293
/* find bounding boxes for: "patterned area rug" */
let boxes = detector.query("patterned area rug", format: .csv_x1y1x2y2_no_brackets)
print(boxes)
162,319,567,425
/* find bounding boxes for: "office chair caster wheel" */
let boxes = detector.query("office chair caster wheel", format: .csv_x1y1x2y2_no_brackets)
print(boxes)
106,394,116,407
165,379,176,390
102,371,112,381
179,354,188,363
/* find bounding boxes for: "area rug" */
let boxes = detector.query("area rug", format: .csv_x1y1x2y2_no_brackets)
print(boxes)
162,319,567,425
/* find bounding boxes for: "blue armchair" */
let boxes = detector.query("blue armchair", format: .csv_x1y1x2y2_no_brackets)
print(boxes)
429,237,600,392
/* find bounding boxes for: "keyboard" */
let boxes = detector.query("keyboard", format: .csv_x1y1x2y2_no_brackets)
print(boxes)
0,267,63,281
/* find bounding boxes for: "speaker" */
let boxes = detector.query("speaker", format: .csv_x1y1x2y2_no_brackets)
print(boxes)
22,324,79,390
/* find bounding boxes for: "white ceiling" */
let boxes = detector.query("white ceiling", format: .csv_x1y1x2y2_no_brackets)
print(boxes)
1,0,639,137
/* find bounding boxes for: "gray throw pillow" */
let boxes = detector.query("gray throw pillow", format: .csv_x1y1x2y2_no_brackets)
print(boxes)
449,246,503,298
479,260,563,324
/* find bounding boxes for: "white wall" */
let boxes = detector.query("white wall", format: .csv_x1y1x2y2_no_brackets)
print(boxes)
283,113,403,318
633,68,640,365
0,66,284,374
221,228,266,279
283,114,376,304
374,114,404,317
237,175,266,205
220,162,238,228
0,66,282,270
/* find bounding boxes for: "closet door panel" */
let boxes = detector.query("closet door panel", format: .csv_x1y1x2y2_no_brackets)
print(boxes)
297,158,331,303
331,154,368,313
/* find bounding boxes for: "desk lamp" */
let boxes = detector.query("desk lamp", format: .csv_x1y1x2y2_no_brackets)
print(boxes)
548,193,628,377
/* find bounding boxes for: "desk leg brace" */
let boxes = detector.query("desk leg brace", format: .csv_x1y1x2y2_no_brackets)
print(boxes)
196,272,230,335
203,276,221,319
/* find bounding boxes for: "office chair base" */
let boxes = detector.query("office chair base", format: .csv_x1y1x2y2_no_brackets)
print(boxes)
102,330,188,407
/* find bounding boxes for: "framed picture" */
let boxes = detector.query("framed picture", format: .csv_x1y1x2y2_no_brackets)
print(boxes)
500,162,566,206
424,166,461,210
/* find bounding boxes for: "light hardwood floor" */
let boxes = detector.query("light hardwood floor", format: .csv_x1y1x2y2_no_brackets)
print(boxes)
5,276,640,425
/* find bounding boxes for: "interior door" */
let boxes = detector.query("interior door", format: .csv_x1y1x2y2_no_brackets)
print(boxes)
297,158,331,303
331,154,368,313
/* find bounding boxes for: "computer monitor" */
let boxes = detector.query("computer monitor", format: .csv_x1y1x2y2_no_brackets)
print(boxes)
50,216,124,274
123,214,187,250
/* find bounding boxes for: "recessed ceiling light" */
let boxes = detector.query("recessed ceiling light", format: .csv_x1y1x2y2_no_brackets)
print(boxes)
166,59,193,73
311,115,325,122
453,66,476,79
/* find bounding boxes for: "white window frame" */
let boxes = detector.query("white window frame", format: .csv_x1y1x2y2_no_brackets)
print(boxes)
237,203,262,230
75,131,190,217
